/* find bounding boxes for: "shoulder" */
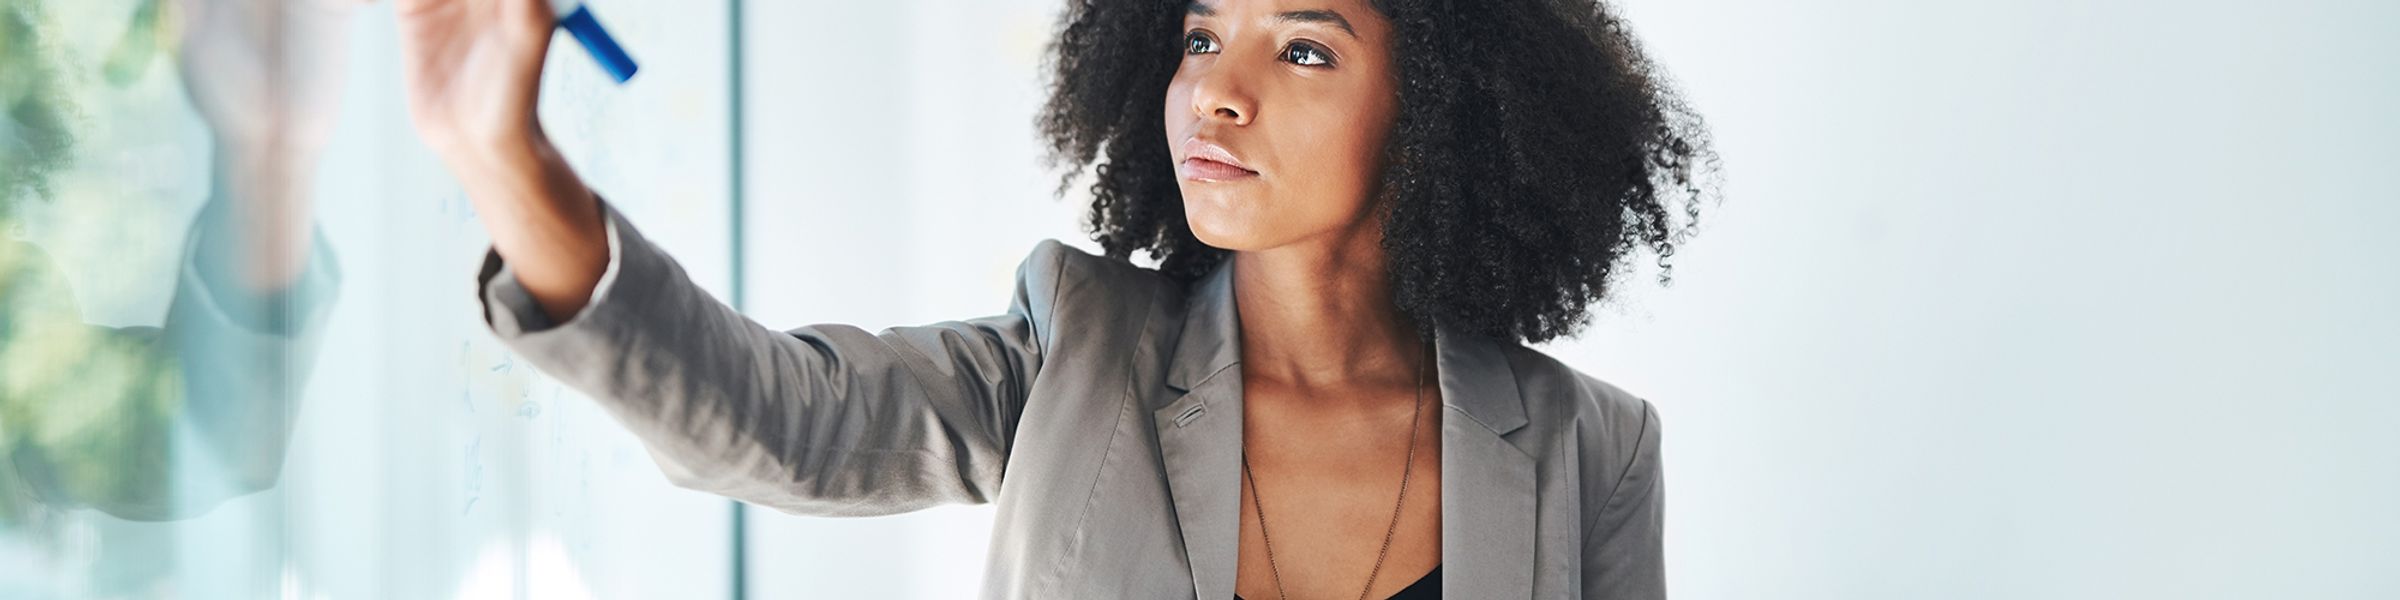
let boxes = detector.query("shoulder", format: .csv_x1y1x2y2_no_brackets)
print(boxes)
1490,344,1662,520
1495,344,1659,451
1015,239,1178,307
1019,238,1171,288
1010,239,1180,346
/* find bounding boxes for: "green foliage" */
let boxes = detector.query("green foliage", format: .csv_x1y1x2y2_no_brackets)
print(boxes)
0,0,79,221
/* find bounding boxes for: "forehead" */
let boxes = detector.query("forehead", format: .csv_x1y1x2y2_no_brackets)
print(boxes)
1183,0,1389,41
1184,0,1380,22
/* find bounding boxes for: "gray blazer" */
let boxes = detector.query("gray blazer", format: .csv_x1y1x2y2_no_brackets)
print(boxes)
475,201,1666,598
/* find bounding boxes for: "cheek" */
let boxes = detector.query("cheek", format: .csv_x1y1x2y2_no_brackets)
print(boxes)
1285,105,1394,216
1161,78,1193,138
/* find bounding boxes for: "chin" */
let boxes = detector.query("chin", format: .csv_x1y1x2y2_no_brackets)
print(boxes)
1183,208,1262,251
1180,187,1269,251
1180,185,1349,253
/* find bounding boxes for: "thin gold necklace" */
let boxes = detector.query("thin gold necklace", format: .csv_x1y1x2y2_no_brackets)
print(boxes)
1241,344,1428,600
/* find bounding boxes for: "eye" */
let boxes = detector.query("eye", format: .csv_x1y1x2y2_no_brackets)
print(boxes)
1183,30,1220,55
1282,41,1333,67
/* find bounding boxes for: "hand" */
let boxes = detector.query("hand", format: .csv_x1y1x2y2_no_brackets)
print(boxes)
174,0,369,159
394,0,555,166
395,0,608,323
172,0,369,292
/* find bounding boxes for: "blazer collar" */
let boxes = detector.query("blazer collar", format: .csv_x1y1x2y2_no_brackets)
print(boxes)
1152,257,1538,598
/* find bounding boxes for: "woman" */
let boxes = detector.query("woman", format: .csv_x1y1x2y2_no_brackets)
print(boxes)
393,0,1713,596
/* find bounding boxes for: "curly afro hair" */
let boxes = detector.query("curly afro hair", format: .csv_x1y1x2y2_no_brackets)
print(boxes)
1040,0,1718,344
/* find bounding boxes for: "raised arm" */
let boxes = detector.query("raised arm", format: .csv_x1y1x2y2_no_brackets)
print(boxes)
395,0,609,324
0,0,354,522
393,0,1066,515
475,204,1065,514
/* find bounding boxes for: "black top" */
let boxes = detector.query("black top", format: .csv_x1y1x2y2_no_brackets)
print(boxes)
1235,565,1441,600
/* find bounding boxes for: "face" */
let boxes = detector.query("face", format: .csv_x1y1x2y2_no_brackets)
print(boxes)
1166,0,1401,253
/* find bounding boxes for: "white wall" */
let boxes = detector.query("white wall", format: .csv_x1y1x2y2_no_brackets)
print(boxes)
1593,0,2400,596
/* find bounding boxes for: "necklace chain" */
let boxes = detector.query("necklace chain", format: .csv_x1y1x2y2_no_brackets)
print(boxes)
1241,345,1428,600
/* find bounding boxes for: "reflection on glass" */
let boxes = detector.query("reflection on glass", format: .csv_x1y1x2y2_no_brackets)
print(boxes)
2,0,349,594
2,0,740,595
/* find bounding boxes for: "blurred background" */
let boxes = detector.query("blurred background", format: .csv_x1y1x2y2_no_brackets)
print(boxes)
0,0,2393,598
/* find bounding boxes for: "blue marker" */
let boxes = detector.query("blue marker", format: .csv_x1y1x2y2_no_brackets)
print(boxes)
551,0,638,83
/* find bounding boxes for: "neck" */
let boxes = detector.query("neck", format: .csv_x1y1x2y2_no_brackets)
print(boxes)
1230,231,1427,394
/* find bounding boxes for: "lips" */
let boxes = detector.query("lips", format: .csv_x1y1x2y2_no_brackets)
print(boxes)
1181,157,1258,181
1178,137,1259,182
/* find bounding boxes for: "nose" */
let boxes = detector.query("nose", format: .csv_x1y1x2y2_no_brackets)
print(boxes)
1188,63,1256,126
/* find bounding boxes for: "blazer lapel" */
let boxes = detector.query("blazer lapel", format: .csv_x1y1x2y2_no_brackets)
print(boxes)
1434,326,1538,597
1150,261,1540,599
1155,261,1245,600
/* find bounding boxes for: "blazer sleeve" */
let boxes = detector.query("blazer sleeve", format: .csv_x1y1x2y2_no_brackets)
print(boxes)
475,199,1059,517
1583,399,1666,598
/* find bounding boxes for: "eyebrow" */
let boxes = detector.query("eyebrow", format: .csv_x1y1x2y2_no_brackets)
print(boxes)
1276,9,1356,37
1185,3,1359,38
